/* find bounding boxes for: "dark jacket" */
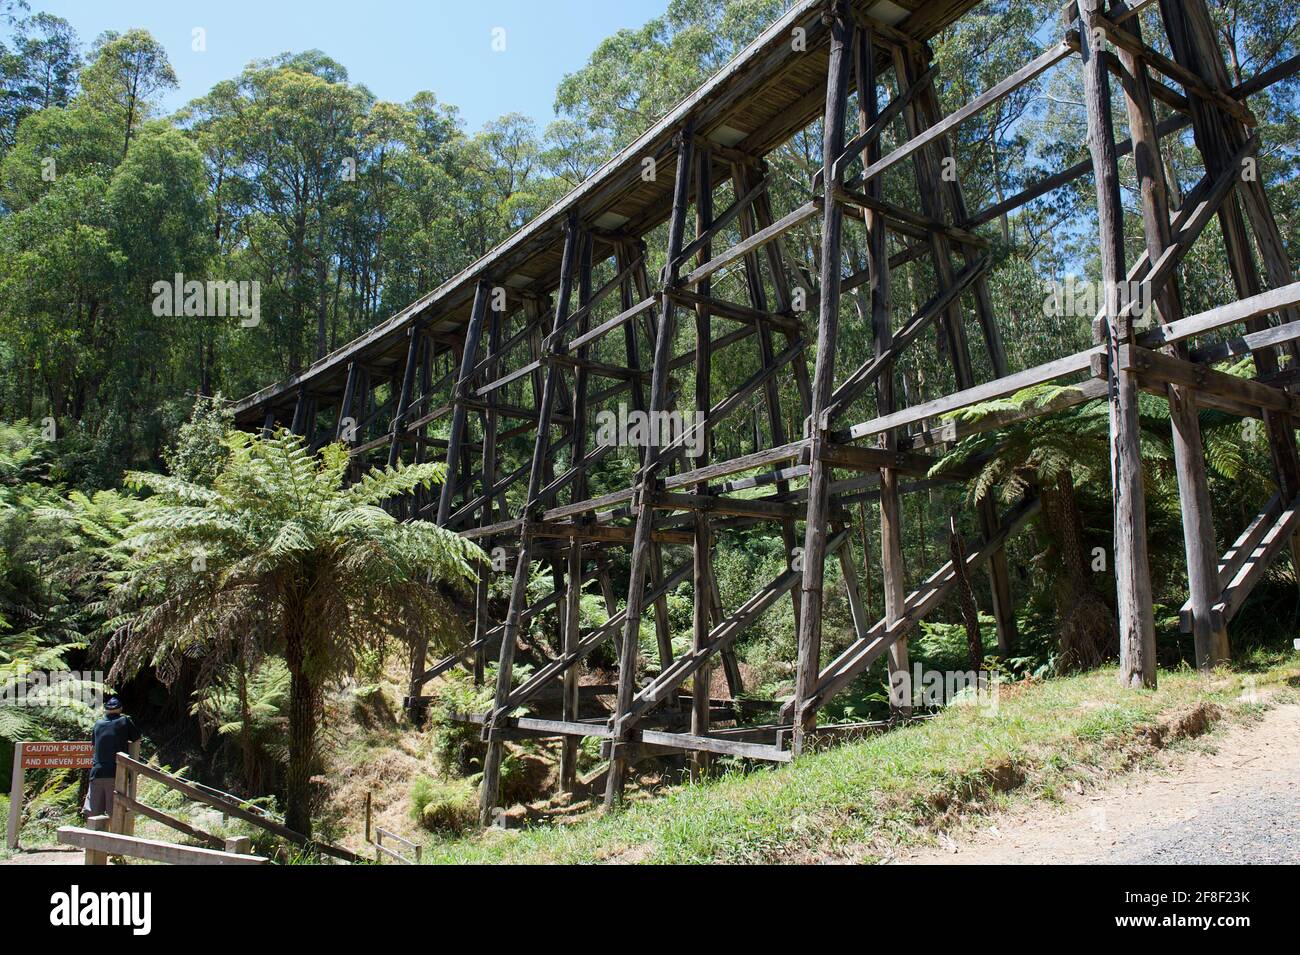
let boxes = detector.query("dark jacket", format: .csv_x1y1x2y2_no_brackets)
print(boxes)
90,714,141,779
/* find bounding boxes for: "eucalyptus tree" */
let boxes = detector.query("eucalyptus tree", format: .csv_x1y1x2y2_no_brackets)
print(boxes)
0,11,82,151
79,28,176,159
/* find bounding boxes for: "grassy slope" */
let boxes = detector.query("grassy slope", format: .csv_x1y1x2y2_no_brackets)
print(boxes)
422,659,1299,864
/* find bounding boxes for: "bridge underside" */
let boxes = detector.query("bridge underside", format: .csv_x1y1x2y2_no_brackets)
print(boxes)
233,0,1300,820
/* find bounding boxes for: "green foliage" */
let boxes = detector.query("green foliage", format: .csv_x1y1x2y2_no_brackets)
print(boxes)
190,656,289,791
109,429,482,686
0,12,82,150
162,394,235,486
1,421,111,748
933,385,1170,506
191,658,289,740
410,775,477,835
105,428,483,832
429,668,493,777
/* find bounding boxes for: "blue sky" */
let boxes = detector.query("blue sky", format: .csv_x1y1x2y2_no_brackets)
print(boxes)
35,0,671,133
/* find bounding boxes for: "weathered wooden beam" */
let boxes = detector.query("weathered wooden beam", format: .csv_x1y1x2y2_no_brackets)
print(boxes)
1137,282,1300,351
788,496,1041,718
851,38,1074,190
792,0,853,755
1160,0,1300,594
114,793,225,850
436,281,490,524
1189,320,1300,366
690,144,715,776
618,557,820,730
903,379,1108,450
1080,0,1156,688
672,170,772,272
1093,10,1255,126
334,361,360,442
545,250,644,352
58,826,268,865
681,199,822,290
479,211,582,826
606,123,697,808
638,729,792,763
493,561,694,719
1114,8,1228,668
844,346,1102,442
1214,493,1300,626
828,63,934,182
664,288,801,336
825,255,989,423
387,326,423,468
833,186,986,249
729,159,806,644
1121,345,1300,417
652,491,803,520
563,294,658,354
817,442,946,477
558,231,596,793
964,37,1300,229
851,26,912,699
1178,494,1280,632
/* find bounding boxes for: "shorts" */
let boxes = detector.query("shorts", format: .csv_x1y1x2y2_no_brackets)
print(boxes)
83,777,115,818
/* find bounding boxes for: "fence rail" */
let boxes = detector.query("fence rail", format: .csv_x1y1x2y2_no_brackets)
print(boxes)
59,815,267,865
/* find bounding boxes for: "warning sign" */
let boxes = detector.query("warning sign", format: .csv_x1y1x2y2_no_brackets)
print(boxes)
19,741,92,769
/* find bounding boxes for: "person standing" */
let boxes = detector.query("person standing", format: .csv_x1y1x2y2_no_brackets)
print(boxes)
83,695,141,817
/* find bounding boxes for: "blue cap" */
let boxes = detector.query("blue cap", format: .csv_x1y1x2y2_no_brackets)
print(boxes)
105,696,122,712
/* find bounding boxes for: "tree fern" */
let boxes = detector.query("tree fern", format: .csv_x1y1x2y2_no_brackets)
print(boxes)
106,428,485,835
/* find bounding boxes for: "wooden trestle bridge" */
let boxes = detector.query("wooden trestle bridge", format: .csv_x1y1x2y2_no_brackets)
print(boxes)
233,0,1300,822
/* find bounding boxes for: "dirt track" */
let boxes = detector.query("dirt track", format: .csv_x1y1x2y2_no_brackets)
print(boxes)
895,702,1300,865
2,846,80,865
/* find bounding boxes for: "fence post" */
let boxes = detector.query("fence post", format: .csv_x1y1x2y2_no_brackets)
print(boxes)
110,756,130,835
84,814,109,865
6,742,24,850
124,741,140,836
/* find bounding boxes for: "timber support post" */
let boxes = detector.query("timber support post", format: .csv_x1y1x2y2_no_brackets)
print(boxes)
479,211,582,826
1079,0,1157,688
792,0,852,756
605,121,696,808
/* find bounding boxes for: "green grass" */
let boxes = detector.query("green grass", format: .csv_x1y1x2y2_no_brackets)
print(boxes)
420,658,1299,864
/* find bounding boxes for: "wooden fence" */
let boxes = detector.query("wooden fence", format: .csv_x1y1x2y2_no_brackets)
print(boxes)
59,814,267,865
110,752,360,864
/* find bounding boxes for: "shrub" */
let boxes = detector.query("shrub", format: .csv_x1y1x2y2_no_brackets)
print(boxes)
410,776,477,834
428,670,492,776
350,683,396,728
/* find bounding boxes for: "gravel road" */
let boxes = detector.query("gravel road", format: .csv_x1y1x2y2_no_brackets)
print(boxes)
897,700,1300,865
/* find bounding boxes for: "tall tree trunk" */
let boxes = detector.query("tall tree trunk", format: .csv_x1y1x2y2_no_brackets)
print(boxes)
283,617,317,837
237,660,260,793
